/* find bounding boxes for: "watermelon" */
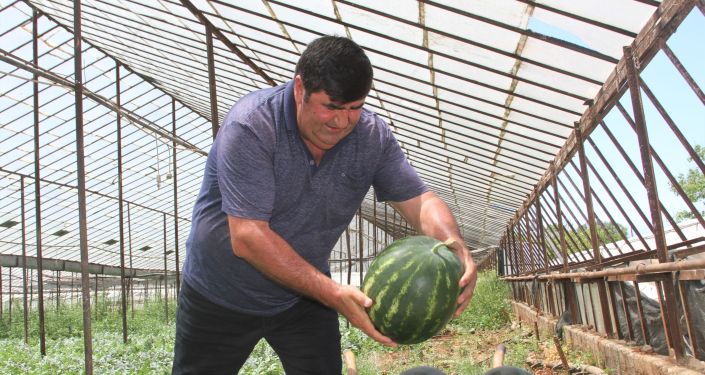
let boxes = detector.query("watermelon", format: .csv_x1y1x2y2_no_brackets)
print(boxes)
361,235,462,344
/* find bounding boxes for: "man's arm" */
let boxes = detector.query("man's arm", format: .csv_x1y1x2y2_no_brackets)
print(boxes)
390,191,477,317
227,216,396,346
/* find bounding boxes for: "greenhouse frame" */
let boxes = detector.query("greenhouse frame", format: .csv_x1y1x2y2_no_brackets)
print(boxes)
1,0,704,373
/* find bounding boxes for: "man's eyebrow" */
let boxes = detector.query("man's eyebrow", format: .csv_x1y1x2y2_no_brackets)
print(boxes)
325,102,364,110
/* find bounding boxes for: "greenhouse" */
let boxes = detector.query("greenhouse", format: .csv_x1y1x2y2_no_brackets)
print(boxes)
1,0,704,373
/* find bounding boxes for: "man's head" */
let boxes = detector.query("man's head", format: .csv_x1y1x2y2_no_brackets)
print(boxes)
293,36,373,156
295,35,373,103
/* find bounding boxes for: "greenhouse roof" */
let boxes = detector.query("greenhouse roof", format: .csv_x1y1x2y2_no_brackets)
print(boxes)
3,0,697,273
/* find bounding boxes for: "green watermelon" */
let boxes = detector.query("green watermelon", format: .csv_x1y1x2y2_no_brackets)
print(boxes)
361,235,462,344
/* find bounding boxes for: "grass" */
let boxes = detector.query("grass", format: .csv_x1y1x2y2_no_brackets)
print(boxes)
0,271,602,374
0,298,176,374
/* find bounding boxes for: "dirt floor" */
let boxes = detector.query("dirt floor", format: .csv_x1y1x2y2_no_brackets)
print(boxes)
370,323,590,375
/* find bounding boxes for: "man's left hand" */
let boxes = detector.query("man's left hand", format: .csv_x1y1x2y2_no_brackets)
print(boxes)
445,240,477,317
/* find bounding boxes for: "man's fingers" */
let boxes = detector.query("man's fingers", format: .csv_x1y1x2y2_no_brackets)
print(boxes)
350,309,397,347
453,248,477,317
361,295,373,308
365,327,397,347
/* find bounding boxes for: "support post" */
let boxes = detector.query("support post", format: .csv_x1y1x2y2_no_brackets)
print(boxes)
172,98,181,298
74,1,95,371
576,125,613,336
116,63,129,344
163,213,169,322
206,28,220,138
31,7,48,356
624,45,683,359
21,176,29,344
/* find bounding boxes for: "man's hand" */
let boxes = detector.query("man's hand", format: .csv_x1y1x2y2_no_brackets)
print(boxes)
327,284,397,347
445,240,478,317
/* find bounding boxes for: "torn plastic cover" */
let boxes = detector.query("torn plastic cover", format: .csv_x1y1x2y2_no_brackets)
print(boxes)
607,280,705,358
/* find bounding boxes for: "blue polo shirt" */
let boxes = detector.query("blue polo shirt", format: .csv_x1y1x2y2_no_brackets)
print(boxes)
182,80,427,315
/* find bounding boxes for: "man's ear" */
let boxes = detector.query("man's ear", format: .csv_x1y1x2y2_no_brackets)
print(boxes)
294,75,304,104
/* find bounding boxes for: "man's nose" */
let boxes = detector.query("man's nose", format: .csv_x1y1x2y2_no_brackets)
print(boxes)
332,109,349,128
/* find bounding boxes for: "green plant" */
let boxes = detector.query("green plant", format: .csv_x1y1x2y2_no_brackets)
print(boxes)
450,271,511,331
672,144,705,222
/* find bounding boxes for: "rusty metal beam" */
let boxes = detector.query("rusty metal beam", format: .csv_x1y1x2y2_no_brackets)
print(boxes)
162,213,169,323
172,98,181,298
661,44,705,106
511,0,696,228
73,0,95,372
504,257,705,281
116,63,129,344
576,127,602,265
20,176,29,344
31,8,47,357
671,243,705,259
206,28,220,138
585,136,651,251
179,0,276,87
625,43,683,359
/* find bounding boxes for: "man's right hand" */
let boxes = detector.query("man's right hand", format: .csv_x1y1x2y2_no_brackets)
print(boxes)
328,284,397,347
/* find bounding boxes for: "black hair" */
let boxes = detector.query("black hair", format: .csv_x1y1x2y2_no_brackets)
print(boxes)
295,35,373,103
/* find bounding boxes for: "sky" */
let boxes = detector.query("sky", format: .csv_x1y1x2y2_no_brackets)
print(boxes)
529,8,705,238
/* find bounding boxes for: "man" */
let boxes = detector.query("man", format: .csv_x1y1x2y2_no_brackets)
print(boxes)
172,35,477,374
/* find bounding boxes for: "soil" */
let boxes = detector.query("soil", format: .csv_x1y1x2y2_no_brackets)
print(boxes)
371,322,584,375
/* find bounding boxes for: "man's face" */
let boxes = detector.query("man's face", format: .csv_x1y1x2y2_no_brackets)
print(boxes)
294,75,365,155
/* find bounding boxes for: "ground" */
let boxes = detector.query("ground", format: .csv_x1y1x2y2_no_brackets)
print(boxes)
358,322,596,375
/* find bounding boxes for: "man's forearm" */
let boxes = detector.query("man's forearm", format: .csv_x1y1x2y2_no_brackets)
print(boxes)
227,216,339,306
392,191,463,243
226,215,395,346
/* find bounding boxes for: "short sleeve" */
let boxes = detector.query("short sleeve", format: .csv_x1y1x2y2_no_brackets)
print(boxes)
216,120,275,221
372,124,428,202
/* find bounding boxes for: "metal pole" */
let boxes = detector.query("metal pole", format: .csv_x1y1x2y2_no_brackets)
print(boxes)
358,208,364,286
56,270,60,311
127,203,134,316
575,127,601,264
73,1,94,371
163,213,169,322
7,270,11,323
536,199,548,273
94,275,98,320
373,201,377,257
624,45,683,359
31,7,48,356
575,125,613,336
345,227,352,285
21,176,29,344
206,28,220,138
618,282,634,341
116,63,129,344
517,222,525,274
677,279,698,357
512,229,518,276
384,202,389,247
172,98,181,298
524,215,535,273
633,281,650,346
505,257,705,281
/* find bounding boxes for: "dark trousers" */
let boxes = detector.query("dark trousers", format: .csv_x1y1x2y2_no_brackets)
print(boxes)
172,281,342,374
